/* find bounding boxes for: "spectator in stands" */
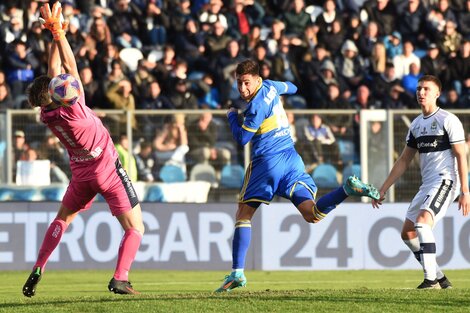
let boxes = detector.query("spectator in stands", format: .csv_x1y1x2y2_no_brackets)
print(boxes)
393,40,421,79
105,79,137,135
169,78,199,109
438,19,462,57
303,114,341,168
137,79,174,140
83,15,112,72
66,17,85,57
445,38,470,94
402,62,423,96
382,83,408,108
357,21,380,58
213,39,246,106
345,13,362,42
226,0,253,45
442,88,462,108
420,43,447,80
199,0,228,33
153,113,189,173
280,0,311,40
168,0,193,37
4,39,39,101
115,133,138,182
12,130,29,182
320,83,353,137
187,112,231,169
107,0,145,49
361,0,397,36
335,40,365,92
458,0,470,38
323,19,345,57
194,73,222,109
265,18,285,57
371,62,401,102
315,0,344,45
383,31,404,59
397,0,427,49
0,83,14,110
152,44,177,87
131,60,155,106
145,0,169,48
26,21,48,76
206,19,233,59
271,36,301,87
366,42,387,78
308,60,346,108
78,63,104,109
174,18,206,69
135,140,158,182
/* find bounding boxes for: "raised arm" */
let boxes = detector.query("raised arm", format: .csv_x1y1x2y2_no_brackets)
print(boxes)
40,2,81,88
47,41,61,77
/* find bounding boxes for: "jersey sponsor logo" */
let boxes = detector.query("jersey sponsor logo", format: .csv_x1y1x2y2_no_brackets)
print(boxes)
70,146,103,162
272,128,291,138
415,135,451,153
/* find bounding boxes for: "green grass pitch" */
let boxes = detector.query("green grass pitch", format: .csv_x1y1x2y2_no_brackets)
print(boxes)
1,270,470,312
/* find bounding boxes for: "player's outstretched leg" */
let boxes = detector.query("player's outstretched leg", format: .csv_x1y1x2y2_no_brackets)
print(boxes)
108,278,140,295
343,176,380,200
215,271,247,293
22,267,42,297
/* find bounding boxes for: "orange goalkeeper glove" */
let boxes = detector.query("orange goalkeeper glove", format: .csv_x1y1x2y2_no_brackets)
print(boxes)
39,2,68,41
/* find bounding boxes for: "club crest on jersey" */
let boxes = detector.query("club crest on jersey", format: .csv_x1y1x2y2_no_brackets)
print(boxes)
431,120,438,132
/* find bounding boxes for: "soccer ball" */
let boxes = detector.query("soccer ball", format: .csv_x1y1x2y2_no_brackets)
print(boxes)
48,73,81,106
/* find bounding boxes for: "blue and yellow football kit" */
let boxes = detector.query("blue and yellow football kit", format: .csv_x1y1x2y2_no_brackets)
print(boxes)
227,79,317,205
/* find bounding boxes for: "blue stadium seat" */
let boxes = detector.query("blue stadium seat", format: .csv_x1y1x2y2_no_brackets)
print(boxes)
220,164,245,189
312,163,340,188
159,164,186,183
342,164,361,184
144,185,165,202
41,185,67,201
190,163,217,185
338,139,357,164
0,187,13,201
11,188,38,201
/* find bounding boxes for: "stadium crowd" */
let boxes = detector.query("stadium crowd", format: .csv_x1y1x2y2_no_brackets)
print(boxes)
1,0,470,183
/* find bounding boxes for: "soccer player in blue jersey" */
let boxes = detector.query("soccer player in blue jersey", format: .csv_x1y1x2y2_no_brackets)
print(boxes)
215,59,380,292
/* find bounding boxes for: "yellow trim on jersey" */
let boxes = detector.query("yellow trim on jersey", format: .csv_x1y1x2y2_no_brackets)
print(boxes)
240,198,270,204
238,162,252,201
289,181,317,199
242,124,257,132
255,114,279,135
235,219,252,228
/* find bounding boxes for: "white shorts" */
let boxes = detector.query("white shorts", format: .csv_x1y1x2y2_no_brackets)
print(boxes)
406,178,459,226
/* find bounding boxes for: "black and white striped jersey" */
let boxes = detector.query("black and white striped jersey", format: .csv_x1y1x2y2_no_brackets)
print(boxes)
406,108,465,182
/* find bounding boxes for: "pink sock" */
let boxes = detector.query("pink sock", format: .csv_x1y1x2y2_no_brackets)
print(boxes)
34,219,68,271
114,229,142,281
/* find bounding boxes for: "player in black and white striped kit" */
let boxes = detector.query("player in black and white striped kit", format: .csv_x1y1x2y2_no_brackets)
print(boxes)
372,75,470,289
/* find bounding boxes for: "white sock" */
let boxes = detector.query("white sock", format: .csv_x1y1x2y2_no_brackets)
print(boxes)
415,223,437,281
403,236,444,280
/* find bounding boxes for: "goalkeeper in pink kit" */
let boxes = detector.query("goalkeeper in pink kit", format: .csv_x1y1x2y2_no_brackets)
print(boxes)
22,2,144,296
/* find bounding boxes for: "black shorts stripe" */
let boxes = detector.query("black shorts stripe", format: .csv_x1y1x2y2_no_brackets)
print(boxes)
420,242,436,254
429,179,453,215
115,159,139,208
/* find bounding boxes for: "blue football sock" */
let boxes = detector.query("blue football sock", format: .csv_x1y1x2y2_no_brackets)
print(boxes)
232,220,251,270
316,187,348,214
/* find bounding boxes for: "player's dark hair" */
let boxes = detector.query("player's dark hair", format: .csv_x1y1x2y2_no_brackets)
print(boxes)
418,75,442,91
236,59,260,77
26,75,52,108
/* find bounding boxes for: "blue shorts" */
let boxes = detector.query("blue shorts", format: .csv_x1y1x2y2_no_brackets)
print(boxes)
239,148,317,204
